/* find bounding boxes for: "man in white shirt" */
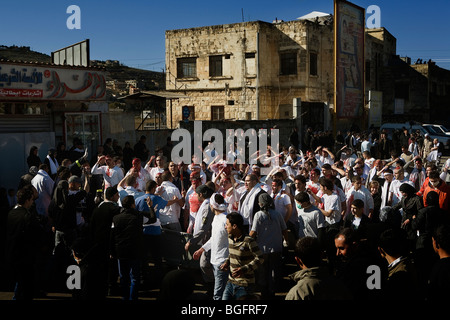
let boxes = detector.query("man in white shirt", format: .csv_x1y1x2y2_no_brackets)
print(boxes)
380,169,394,208
389,167,414,206
292,174,315,204
91,155,124,189
270,179,293,223
238,173,267,233
193,193,229,300
366,159,384,187
345,175,374,219
294,191,324,239
145,155,167,181
159,171,183,231
306,168,321,196
185,184,215,296
362,151,376,170
408,157,427,192
314,146,335,167
31,163,54,217
117,175,145,206
125,158,150,192
309,178,341,227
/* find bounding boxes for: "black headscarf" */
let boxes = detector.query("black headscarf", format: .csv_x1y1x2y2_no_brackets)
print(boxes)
399,183,417,197
258,193,275,219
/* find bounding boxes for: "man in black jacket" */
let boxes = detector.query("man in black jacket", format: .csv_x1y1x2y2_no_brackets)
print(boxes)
111,195,155,300
6,185,45,300
427,224,450,300
48,175,89,290
84,186,121,299
51,176,88,254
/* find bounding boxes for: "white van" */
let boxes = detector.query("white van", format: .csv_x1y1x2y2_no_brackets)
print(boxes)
422,124,450,136
379,122,450,152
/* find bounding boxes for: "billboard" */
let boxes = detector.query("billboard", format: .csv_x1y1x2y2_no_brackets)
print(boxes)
52,39,90,67
0,62,106,101
334,0,365,119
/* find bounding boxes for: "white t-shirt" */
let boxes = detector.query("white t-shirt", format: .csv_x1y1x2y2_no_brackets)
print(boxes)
271,191,291,221
146,166,165,181
202,213,229,266
321,193,341,225
298,205,324,238
345,186,374,217
306,180,320,195
389,179,414,206
159,181,182,224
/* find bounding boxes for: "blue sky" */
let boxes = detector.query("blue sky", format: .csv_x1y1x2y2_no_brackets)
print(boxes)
2,0,450,71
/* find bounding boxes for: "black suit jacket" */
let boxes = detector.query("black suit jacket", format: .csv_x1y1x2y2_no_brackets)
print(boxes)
6,206,44,268
89,201,121,258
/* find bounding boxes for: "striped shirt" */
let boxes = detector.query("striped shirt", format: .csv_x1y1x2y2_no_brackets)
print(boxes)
227,234,264,286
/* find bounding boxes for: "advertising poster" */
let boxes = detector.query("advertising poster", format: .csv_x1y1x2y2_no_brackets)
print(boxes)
334,0,365,119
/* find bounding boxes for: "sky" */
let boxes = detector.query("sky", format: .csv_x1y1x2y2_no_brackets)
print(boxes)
2,0,450,71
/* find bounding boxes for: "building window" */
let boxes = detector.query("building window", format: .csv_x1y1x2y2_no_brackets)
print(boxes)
245,52,256,76
280,52,297,75
177,57,197,78
182,106,195,121
309,53,318,76
209,55,223,77
211,106,224,121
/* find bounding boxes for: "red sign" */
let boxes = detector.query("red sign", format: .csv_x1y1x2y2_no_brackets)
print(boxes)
0,88,43,98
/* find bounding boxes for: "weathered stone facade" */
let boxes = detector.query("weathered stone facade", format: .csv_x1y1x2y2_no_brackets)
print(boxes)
165,19,403,131
165,19,335,128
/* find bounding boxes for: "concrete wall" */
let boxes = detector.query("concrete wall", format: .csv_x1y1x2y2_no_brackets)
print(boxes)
177,119,300,154
0,132,55,191
101,110,137,147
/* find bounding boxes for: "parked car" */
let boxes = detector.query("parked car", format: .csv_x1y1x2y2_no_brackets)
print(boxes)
422,124,450,136
380,122,450,153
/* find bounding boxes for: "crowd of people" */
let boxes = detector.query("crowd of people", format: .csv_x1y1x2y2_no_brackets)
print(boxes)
1,126,450,301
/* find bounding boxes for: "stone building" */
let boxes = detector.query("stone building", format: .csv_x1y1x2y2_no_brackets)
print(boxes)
410,61,450,125
165,18,335,131
164,15,403,133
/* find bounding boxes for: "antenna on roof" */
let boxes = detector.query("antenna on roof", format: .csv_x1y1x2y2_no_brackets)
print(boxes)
242,8,245,22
